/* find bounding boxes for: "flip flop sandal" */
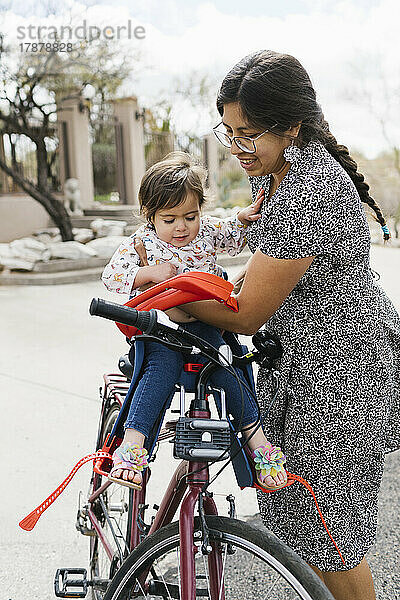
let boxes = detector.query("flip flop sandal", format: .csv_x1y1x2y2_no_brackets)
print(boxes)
253,443,287,491
108,442,149,490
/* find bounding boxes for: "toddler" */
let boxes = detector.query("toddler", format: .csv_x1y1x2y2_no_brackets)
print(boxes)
102,152,287,491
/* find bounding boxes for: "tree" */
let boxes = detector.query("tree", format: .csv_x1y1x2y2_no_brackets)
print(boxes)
352,149,400,238
343,52,400,235
0,15,138,240
0,42,75,239
144,70,221,170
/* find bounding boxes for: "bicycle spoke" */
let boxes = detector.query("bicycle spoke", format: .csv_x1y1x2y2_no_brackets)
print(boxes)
264,572,285,599
133,575,148,598
153,556,174,600
218,544,228,600
201,553,211,600
103,518,330,600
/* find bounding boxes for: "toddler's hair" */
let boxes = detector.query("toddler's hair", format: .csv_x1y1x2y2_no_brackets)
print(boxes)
138,151,208,224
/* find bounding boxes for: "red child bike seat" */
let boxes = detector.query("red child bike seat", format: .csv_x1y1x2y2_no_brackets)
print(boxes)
115,272,238,338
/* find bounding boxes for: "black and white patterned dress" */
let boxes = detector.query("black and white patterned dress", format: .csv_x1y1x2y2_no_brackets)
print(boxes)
245,140,400,571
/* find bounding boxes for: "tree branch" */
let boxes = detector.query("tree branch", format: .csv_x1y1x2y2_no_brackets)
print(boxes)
0,155,73,240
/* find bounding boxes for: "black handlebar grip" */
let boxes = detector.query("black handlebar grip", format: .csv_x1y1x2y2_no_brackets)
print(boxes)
89,298,157,334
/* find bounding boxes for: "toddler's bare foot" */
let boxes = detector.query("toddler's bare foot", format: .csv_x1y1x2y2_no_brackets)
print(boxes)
260,469,287,489
252,443,287,490
110,467,142,486
109,439,148,489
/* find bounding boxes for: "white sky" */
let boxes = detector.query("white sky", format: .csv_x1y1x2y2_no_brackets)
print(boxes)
1,0,399,158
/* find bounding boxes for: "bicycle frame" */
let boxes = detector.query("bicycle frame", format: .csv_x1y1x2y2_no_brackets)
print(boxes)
88,369,229,600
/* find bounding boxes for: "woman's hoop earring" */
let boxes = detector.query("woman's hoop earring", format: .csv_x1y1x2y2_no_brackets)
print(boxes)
283,138,302,164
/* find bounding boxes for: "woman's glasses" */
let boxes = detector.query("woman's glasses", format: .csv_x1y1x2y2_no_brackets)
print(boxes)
212,121,277,153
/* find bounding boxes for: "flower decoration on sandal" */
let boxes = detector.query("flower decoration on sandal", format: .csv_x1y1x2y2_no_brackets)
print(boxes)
253,442,286,483
113,442,148,470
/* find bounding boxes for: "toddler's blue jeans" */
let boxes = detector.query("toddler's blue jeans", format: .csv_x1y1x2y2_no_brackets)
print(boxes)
124,320,260,438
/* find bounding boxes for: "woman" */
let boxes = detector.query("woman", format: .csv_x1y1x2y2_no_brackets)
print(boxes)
135,51,400,600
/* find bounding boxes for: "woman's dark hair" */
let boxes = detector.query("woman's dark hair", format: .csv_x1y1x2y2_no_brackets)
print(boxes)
138,151,207,224
217,50,389,240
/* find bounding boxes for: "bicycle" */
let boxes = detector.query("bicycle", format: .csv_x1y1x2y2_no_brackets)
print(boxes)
20,273,337,600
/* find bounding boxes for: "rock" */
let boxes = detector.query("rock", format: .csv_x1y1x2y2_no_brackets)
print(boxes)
0,238,52,270
86,236,126,259
0,257,37,271
33,229,62,244
48,241,97,260
0,243,13,260
72,228,95,243
34,227,62,236
90,219,127,237
7,238,51,263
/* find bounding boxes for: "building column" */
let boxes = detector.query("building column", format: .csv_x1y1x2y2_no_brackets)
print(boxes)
113,97,146,207
56,94,94,208
0,133,10,194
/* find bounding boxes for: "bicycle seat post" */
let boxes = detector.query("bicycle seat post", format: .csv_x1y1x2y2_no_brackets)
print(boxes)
191,362,219,415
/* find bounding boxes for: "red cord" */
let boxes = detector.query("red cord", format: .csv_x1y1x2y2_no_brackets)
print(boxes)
254,471,345,566
19,451,112,531
20,452,345,566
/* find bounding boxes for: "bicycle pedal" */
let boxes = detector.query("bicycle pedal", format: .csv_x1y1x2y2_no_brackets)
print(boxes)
54,568,88,598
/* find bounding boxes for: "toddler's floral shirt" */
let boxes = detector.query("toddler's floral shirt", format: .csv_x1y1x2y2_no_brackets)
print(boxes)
102,214,247,296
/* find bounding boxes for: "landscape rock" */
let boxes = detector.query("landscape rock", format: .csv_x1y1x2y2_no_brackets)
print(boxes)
48,241,97,260
0,243,13,260
0,257,37,271
86,236,126,259
90,219,127,237
9,237,50,257
72,228,95,243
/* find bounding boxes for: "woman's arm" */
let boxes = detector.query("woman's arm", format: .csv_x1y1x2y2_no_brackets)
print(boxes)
181,249,315,335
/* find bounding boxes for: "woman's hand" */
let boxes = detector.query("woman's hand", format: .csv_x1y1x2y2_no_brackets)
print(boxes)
237,188,265,225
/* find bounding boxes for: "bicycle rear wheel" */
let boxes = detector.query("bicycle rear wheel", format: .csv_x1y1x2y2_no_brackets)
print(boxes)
89,401,133,599
103,515,334,600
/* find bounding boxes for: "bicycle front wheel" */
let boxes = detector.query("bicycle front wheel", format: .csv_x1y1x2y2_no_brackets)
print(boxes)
103,515,334,600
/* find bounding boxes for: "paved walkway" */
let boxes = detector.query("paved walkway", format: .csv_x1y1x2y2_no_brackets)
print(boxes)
1,245,399,599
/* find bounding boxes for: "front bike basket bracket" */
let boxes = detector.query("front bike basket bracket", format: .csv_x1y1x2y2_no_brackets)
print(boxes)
174,386,231,461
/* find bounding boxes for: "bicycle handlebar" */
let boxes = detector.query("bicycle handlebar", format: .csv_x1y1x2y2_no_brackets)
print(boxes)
90,297,282,369
89,298,158,335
